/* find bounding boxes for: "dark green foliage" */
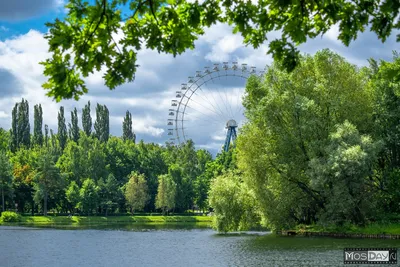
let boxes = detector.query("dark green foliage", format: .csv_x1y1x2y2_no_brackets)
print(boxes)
33,149,63,215
44,124,49,147
10,104,17,152
70,108,80,143
33,104,44,147
10,99,30,152
122,110,135,142
0,128,9,152
18,99,30,149
58,106,68,150
0,151,13,212
82,101,92,136
94,103,109,142
79,178,99,215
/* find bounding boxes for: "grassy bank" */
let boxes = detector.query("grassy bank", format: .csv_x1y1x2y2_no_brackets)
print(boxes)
294,223,400,235
0,215,213,226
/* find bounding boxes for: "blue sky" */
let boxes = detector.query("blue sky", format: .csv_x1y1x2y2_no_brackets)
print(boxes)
0,0,399,155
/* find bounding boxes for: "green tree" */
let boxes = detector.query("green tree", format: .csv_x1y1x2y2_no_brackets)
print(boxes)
368,53,400,213
94,103,110,142
124,172,149,214
136,141,168,211
42,0,400,101
209,171,260,233
70,107,80,143
155,174,176,215
33,104,43,147
44,124,49,147
57,140,88,185
10,103,18,152
237,49,374,229
0,152,13,212
65,181,80,213
33,150,63,215
0,128,9,151
105,136,138,185
58,106,68,150
122,110,135,142
82,101,92,136
18,99,30,149
309,121,380,225
103,173,123,215
193,149,212,212
79,178,99,215
10,99,30,151
88,140,108,181
10,147,37,214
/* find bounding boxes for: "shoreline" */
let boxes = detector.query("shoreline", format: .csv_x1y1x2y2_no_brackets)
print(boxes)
0,215,213,226
277,230,400,239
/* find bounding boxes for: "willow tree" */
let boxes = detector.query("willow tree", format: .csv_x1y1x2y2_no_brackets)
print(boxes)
237,49,376,229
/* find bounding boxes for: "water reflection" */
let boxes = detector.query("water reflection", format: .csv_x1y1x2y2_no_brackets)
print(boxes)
1,225,398,267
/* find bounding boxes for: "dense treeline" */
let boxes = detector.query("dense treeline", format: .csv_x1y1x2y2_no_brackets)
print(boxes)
210,49,400,232
0,100,233,216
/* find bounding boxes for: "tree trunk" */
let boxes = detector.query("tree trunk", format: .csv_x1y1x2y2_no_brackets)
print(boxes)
44,191,48,216
1,187,4,212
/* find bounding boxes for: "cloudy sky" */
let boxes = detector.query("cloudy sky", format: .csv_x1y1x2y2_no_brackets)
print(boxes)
0,0,398,155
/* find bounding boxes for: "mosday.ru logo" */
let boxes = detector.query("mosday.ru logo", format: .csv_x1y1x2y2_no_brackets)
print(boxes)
344,248,397,264
345,251,368,261
368,251,389,261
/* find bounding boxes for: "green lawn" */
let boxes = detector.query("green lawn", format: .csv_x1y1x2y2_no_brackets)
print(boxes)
295,223,400,235
0,215,213,225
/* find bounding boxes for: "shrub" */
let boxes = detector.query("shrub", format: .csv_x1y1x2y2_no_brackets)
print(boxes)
0,211,21,222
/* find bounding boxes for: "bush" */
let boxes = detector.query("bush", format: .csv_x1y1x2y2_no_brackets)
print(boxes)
0,211,21,222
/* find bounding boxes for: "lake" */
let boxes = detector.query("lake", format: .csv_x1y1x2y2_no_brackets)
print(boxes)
1,224,399,266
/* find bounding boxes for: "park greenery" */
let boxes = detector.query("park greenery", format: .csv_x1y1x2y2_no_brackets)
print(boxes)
209,49,400,232
43,0,400,101
1,50,400,234
0,100,235,219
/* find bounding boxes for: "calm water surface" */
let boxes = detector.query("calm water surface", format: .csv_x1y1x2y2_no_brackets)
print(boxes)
1,224,399,267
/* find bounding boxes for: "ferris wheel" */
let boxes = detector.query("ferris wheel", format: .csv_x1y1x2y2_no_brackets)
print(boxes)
167,62,265,152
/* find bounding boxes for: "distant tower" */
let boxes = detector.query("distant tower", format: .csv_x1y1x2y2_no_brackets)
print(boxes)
224,119,238,152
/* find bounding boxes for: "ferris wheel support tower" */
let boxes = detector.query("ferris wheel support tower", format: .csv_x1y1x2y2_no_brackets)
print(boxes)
224,119,238,152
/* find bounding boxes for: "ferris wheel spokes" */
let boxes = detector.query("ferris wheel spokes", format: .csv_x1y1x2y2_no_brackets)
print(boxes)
167,62,265,150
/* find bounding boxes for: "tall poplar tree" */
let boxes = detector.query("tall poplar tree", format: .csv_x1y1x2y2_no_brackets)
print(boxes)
44,124,49,147
70,107,80,143
10,104,18,152
58,106,67,150
82,101,92,136
122,110,135,142
10,99,30,151
33,104,43,146
50,129,56,148
94,104,109,143
17,99,30,148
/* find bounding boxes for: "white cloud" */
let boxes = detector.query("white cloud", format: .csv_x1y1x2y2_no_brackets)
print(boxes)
324,24,340,44
0,111,8,118
0,21,399,154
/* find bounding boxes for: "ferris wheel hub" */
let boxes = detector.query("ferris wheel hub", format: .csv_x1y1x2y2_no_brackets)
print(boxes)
226,119,238,128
